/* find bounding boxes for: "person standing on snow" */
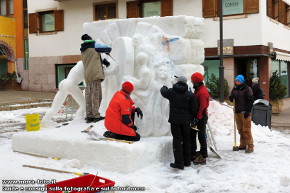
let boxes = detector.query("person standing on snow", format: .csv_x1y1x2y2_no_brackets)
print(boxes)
103,81,143,142
161,76,198,170
190,72,210,165
251,77,264,101
229,75,254,153
80,34,105,123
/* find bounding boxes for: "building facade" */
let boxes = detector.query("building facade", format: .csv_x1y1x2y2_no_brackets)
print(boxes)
21,0,290,104
0,0,26,82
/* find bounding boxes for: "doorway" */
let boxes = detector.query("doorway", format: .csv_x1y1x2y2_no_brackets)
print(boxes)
235,58,259,87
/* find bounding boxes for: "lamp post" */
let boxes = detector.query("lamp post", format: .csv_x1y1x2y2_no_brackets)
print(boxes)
219,0,225,102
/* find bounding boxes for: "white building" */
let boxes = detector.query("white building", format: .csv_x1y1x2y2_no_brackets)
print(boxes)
21,0,290,103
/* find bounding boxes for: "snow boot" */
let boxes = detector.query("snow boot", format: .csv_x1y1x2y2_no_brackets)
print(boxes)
238,146,246,150
245,145,254,153
184,161,191,167
191,151,201,161
94,116,105,122
170,163,184,170
86,117,94,123
193,155,206,165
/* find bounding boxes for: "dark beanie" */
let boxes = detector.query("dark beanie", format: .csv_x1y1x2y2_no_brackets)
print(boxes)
81,34,92,41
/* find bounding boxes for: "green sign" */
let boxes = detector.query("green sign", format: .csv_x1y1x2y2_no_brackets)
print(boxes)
143,2,161,18
223,0,244,16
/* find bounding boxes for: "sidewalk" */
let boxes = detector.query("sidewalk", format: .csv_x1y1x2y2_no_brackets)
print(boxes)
271,106,290,132
0,90,56,110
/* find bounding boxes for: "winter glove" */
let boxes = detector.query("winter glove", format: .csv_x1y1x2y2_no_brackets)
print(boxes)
135,107,143,119
244,111,250,119
190,118,199,128
229,95,235,102
131,124,138,131
102,58,110,67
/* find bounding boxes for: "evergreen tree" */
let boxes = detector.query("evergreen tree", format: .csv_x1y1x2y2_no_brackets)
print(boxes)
206,74,229,99
269,71,287,102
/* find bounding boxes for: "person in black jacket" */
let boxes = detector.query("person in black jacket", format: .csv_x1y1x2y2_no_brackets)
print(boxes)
252,77,264,100
229,75,255,153
161,76,198,170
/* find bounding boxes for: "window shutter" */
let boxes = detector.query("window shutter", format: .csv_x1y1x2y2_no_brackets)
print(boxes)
126,1,139,18
267,0,273,17
28,13,37,33
55,10,64,31
244,0,259,14
161,0,173,17
278,0,287,24
203,0,216,18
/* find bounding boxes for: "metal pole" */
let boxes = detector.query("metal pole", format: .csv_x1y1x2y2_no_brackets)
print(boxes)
219,0,225,102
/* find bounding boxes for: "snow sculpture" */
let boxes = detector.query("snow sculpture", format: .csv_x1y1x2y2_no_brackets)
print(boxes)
41,61,86,126
84,16,205,137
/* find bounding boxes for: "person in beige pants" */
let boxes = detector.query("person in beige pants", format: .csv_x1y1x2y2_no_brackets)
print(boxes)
229,75,254,153
80,34,105,123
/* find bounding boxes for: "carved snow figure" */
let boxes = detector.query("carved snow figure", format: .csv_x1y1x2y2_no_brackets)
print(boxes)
41,61,86,126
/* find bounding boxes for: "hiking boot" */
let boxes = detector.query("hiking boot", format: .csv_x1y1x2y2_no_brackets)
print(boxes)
86,117,94,123
94,116,105,122
184,161,191,167
245,145,254,153
191,151,200,161
170,163,184,170
238,146,246,150
193,155,206,165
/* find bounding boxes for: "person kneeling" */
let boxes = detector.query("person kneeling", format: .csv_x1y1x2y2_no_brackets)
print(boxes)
103,81,143,142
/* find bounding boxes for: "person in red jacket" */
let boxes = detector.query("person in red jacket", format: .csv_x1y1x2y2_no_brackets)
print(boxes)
190,72,210,165
103,81,143,141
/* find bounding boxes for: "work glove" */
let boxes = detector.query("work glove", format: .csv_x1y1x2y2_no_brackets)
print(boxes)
135,107,143,119
229,95,235,102
131,124,138,131
244,111,250,119
190,118,199,128
102,58,110,68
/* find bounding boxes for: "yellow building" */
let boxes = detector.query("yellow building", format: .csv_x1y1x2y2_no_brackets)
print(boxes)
0,0,26,80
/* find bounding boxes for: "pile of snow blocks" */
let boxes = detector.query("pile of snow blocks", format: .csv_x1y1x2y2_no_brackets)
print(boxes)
11,127,172,173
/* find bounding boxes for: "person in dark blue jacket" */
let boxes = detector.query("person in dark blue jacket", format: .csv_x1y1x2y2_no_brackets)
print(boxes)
161,76,198,170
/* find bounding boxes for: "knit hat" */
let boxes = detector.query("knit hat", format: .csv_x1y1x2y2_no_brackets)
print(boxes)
177,76,187,84
191,72,204,83
252,77,259,83
81,34,92,41
122,81,134,93
235,75,244,83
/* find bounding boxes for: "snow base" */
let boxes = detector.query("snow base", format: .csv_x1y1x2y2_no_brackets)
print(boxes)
11,124,172,173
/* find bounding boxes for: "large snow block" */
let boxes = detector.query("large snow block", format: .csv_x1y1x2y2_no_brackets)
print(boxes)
11,125,172,173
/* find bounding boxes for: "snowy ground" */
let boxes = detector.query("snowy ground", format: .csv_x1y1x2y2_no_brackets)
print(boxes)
1,101,290,193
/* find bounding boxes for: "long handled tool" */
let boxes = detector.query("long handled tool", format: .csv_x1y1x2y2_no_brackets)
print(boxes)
23,164,89,176
233,99,239,151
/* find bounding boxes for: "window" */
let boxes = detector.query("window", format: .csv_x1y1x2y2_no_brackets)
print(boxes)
55,64,83,88
271,60,289,97
28,9,64,34
0,0,13,16
143,1,161,17
127,0,172,18
202,0,259,18
267,0,289,26
94,3,116,20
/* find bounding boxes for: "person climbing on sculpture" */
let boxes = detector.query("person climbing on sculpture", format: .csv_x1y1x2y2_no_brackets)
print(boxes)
80,34,108,123
161,76,198,170
103,81,143,142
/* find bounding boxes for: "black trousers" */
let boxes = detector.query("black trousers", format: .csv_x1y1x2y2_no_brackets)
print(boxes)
191,114,208,158
171,124,191,167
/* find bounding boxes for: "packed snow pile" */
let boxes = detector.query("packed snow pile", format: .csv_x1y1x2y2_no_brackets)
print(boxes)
12,120,172,173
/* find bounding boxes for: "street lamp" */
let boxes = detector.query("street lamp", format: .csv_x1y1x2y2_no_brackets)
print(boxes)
219,0,225,102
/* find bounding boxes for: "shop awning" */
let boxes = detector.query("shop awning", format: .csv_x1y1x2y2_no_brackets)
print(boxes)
274,51,290,62
283,0,290,5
